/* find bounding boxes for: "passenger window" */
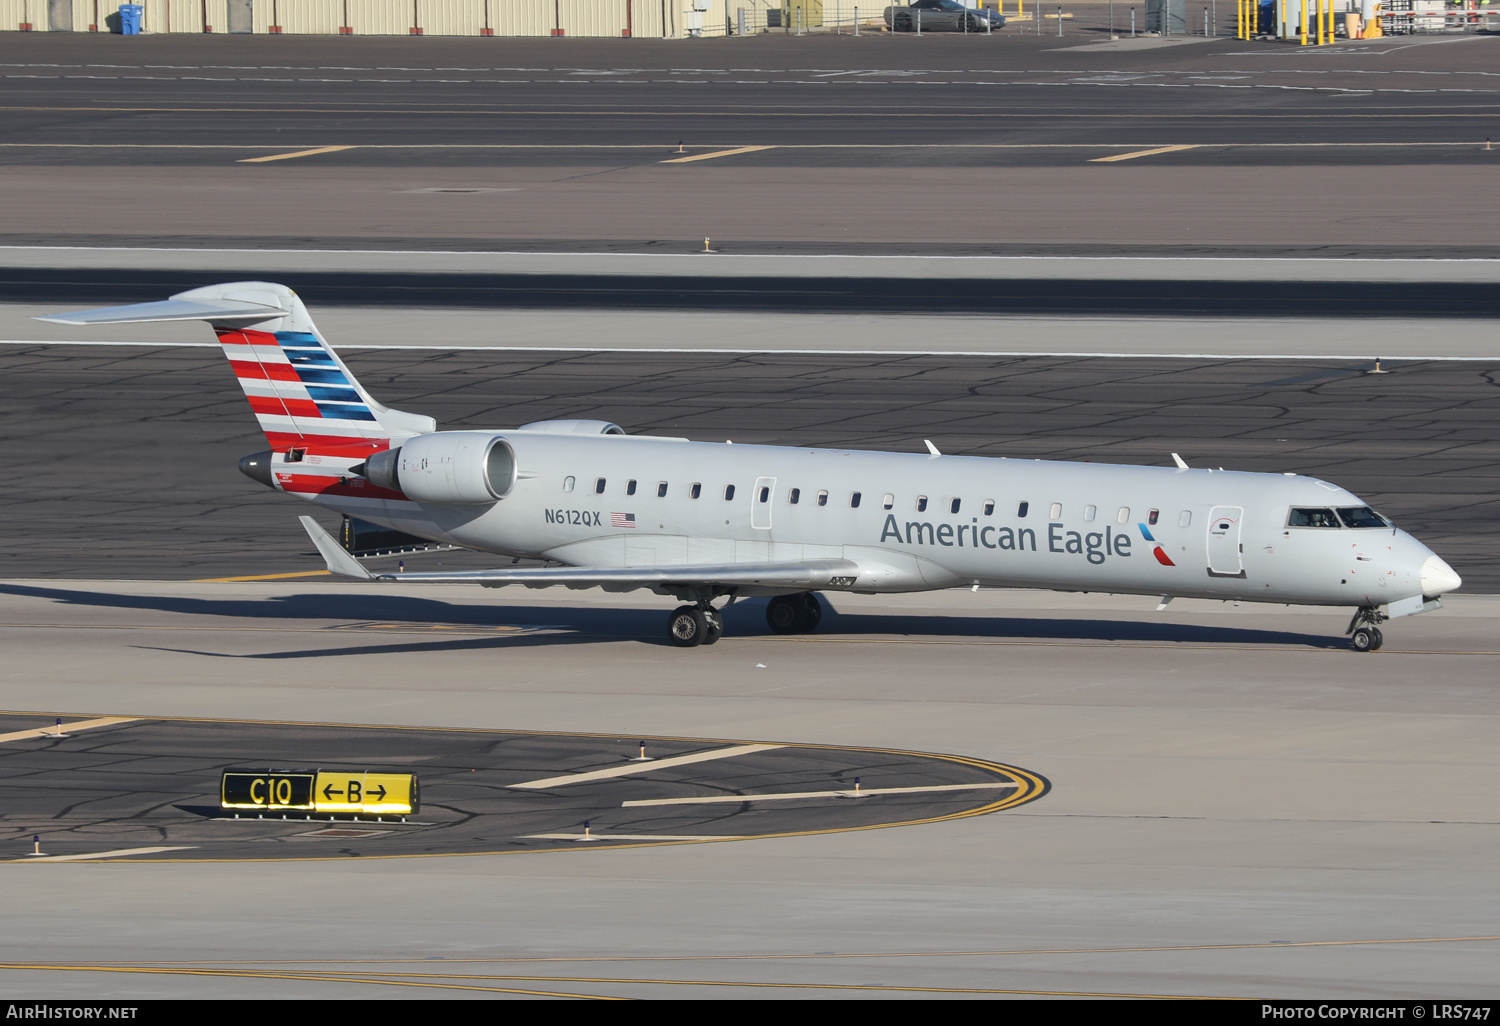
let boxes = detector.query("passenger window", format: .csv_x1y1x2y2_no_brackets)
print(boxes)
1049,502,1062,520
563,476,575,493
1179,510,1192,528
916,495,928,512
882,493,894,510
790,488,801,505
691,483,702,499
595,478,606,494
1148,509,1159,526
1116,506,1129,524
657,482,668,498
758,485,770,503
626,479,637,496
850,492,862,508
817,490,829,507
1288,507,1341,528
950,498,961,515
724,484,736,501
1084,505,1097,522
983,500,995,516
1017,501,1029,518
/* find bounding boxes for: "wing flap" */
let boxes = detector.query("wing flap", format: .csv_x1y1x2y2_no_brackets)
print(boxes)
299,516,859,590
384,559,861,590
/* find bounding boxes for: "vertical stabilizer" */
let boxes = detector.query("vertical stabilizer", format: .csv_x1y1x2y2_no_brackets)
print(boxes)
37,281,436,452
181,283,435,449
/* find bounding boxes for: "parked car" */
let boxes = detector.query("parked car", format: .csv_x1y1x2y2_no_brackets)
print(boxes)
885,0,1006,31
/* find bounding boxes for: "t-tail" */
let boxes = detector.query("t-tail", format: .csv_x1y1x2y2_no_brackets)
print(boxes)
37,281,435,456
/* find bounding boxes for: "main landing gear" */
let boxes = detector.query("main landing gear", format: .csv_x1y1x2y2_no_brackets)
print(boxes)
666,593,824,647
668,603,724,648
766,593,822,635
1347,606,1386,653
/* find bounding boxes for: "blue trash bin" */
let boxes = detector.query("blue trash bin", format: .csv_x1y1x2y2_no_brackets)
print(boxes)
119,4,143,34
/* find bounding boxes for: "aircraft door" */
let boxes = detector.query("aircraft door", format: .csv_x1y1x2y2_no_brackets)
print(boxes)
1206,506,1245,577
752,477,776,530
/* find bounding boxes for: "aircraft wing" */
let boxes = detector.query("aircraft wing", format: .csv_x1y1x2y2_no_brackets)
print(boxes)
299,517,860,590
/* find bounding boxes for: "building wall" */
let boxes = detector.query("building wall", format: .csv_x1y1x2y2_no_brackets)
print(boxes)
0,0,695,34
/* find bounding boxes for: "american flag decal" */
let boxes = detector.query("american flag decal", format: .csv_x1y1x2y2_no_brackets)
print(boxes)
611,512,636,528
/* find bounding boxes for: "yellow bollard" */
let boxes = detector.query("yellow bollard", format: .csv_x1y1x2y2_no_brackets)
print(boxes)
1301,0,1308,42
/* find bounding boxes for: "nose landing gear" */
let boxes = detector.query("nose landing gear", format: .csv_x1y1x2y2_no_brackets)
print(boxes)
1347,606,1386,652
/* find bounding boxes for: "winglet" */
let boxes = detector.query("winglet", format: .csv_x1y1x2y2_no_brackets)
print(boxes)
298,516,373,580
1171,453,1189,470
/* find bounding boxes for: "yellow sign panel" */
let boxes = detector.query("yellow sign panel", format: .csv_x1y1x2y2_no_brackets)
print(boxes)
220,769,418,816
313,771,419,816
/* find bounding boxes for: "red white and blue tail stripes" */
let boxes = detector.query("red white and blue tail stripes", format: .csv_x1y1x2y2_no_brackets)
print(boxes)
218,327,387,451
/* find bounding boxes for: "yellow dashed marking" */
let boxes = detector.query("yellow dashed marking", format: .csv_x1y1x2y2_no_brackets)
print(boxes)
662,145,776,163
1090,144,1201,163
237,145,357,163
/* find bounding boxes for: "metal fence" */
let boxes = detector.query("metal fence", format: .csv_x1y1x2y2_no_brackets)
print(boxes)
0,0,1266,36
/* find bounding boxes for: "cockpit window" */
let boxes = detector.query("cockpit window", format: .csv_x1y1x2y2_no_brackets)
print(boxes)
1288,507,1340,528
1336,506,1391,529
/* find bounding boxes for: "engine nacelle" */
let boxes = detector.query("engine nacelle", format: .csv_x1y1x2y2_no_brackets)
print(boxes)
366,432,515,505
516,419,625,436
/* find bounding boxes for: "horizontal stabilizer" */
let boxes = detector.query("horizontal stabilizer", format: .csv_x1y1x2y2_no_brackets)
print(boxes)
35,297,289,326
299,516,373,580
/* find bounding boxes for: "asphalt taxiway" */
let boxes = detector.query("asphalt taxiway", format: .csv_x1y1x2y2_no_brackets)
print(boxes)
1,712,1043,860
2,29,1498,1000
1,582,1497,998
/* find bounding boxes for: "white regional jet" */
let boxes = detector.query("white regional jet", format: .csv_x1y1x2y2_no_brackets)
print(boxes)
42,282,1463,651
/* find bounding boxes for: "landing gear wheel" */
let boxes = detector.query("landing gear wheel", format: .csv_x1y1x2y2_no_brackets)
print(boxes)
703,608,724,646
795,593,822,633
767,594,822,635
1346,606,1388,654
766,595,800,635
668,605,708,648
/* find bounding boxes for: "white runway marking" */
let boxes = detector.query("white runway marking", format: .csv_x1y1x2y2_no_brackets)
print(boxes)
520,833,745,842
622,782,1019,807
0,716,140,744
19,846,196,862
509,743,783,789
2,340,1493,361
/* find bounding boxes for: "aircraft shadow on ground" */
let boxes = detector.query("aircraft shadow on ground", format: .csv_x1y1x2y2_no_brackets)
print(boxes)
0,582,1347,653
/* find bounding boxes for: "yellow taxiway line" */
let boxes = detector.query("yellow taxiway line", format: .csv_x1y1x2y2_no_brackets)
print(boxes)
1090,144,1201,163
194,570,331,582
237,145,358,164
661,145,775,164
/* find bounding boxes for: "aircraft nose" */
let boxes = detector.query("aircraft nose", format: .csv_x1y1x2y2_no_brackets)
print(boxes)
1421,554,1462,597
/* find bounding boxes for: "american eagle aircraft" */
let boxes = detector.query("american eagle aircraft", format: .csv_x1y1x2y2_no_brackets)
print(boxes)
41,282,1462,651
